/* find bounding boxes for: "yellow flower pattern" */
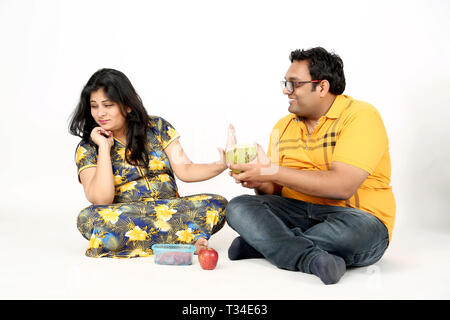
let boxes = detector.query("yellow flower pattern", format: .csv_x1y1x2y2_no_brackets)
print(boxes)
125,226,148,241
114,174,124,185
154,219,171,232
155,204,177,221
149,157,166,170
189,195,212,202
206,209,219,228
97,208,121,224
129,248,152,257
118,181,137,193
159,174,171,183
75,116,227,258
167,126,177,139
116,147,125,160
176,228,195,243
88,233,103,249
76,146,86,163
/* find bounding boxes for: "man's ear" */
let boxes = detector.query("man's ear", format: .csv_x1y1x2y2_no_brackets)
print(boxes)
318,80,330,97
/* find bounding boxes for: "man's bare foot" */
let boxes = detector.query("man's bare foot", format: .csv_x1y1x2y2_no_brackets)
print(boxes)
194,237,208,254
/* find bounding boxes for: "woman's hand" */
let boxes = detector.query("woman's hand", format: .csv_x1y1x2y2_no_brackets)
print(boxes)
80,127,116,205
194,237,209,255
90,126,114,148
226,124,237,150
215,147,227,171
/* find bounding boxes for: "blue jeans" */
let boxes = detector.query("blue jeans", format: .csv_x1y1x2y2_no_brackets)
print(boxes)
226,194,389,274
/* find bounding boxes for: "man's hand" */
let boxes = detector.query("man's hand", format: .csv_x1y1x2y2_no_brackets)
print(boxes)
228,170,263,189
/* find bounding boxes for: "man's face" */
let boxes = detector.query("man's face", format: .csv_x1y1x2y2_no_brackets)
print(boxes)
283,60,321,118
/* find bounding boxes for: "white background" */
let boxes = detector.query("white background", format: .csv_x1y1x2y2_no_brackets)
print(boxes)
1,0,450,299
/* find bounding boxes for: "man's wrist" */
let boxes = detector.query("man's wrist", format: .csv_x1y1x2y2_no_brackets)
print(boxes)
254,182,271,195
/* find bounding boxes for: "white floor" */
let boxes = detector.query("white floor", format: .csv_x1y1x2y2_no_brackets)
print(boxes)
1,206,449,300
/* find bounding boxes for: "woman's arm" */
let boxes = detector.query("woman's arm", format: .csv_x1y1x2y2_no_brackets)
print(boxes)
79,127,115,205
164,138,227,182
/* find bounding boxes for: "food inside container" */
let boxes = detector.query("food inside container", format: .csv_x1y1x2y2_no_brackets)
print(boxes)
152,244,196,265
226,144,257,174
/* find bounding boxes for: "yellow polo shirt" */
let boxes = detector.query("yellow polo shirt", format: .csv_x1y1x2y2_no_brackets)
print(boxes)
267,95,396,241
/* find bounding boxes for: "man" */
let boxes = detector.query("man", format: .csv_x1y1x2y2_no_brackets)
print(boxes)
226,47,395,285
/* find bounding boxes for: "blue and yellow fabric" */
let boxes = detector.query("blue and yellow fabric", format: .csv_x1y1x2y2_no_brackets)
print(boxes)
75,116,227,258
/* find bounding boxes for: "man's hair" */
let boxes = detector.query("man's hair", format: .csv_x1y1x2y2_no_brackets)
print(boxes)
289,47,345,95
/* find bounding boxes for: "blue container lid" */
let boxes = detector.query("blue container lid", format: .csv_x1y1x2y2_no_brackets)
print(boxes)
152,244,195,252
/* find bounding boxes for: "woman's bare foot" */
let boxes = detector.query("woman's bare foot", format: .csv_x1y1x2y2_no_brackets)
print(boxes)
194,237,208,254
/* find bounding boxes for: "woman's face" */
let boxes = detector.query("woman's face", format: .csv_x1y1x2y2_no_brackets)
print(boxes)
90,87,129,134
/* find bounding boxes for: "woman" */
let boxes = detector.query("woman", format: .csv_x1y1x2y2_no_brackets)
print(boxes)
69,68,228,258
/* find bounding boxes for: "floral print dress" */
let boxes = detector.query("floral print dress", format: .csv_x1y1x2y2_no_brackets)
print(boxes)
75,116,227,258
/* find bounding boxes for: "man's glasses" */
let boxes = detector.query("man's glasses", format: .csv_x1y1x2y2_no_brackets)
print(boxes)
280,80,321,94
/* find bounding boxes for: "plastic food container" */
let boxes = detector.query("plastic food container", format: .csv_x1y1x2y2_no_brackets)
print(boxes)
152,244,196,265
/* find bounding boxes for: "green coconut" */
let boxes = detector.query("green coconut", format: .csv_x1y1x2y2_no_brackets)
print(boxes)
226,144,257,174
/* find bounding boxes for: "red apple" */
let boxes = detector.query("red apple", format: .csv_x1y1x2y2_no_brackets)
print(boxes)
198,248,218,270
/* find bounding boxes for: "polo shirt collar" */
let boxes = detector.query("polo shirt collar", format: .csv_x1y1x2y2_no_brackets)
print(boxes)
325,94,349,119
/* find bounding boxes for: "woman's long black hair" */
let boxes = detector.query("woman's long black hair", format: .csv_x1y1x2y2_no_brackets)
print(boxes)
69,68,150,169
